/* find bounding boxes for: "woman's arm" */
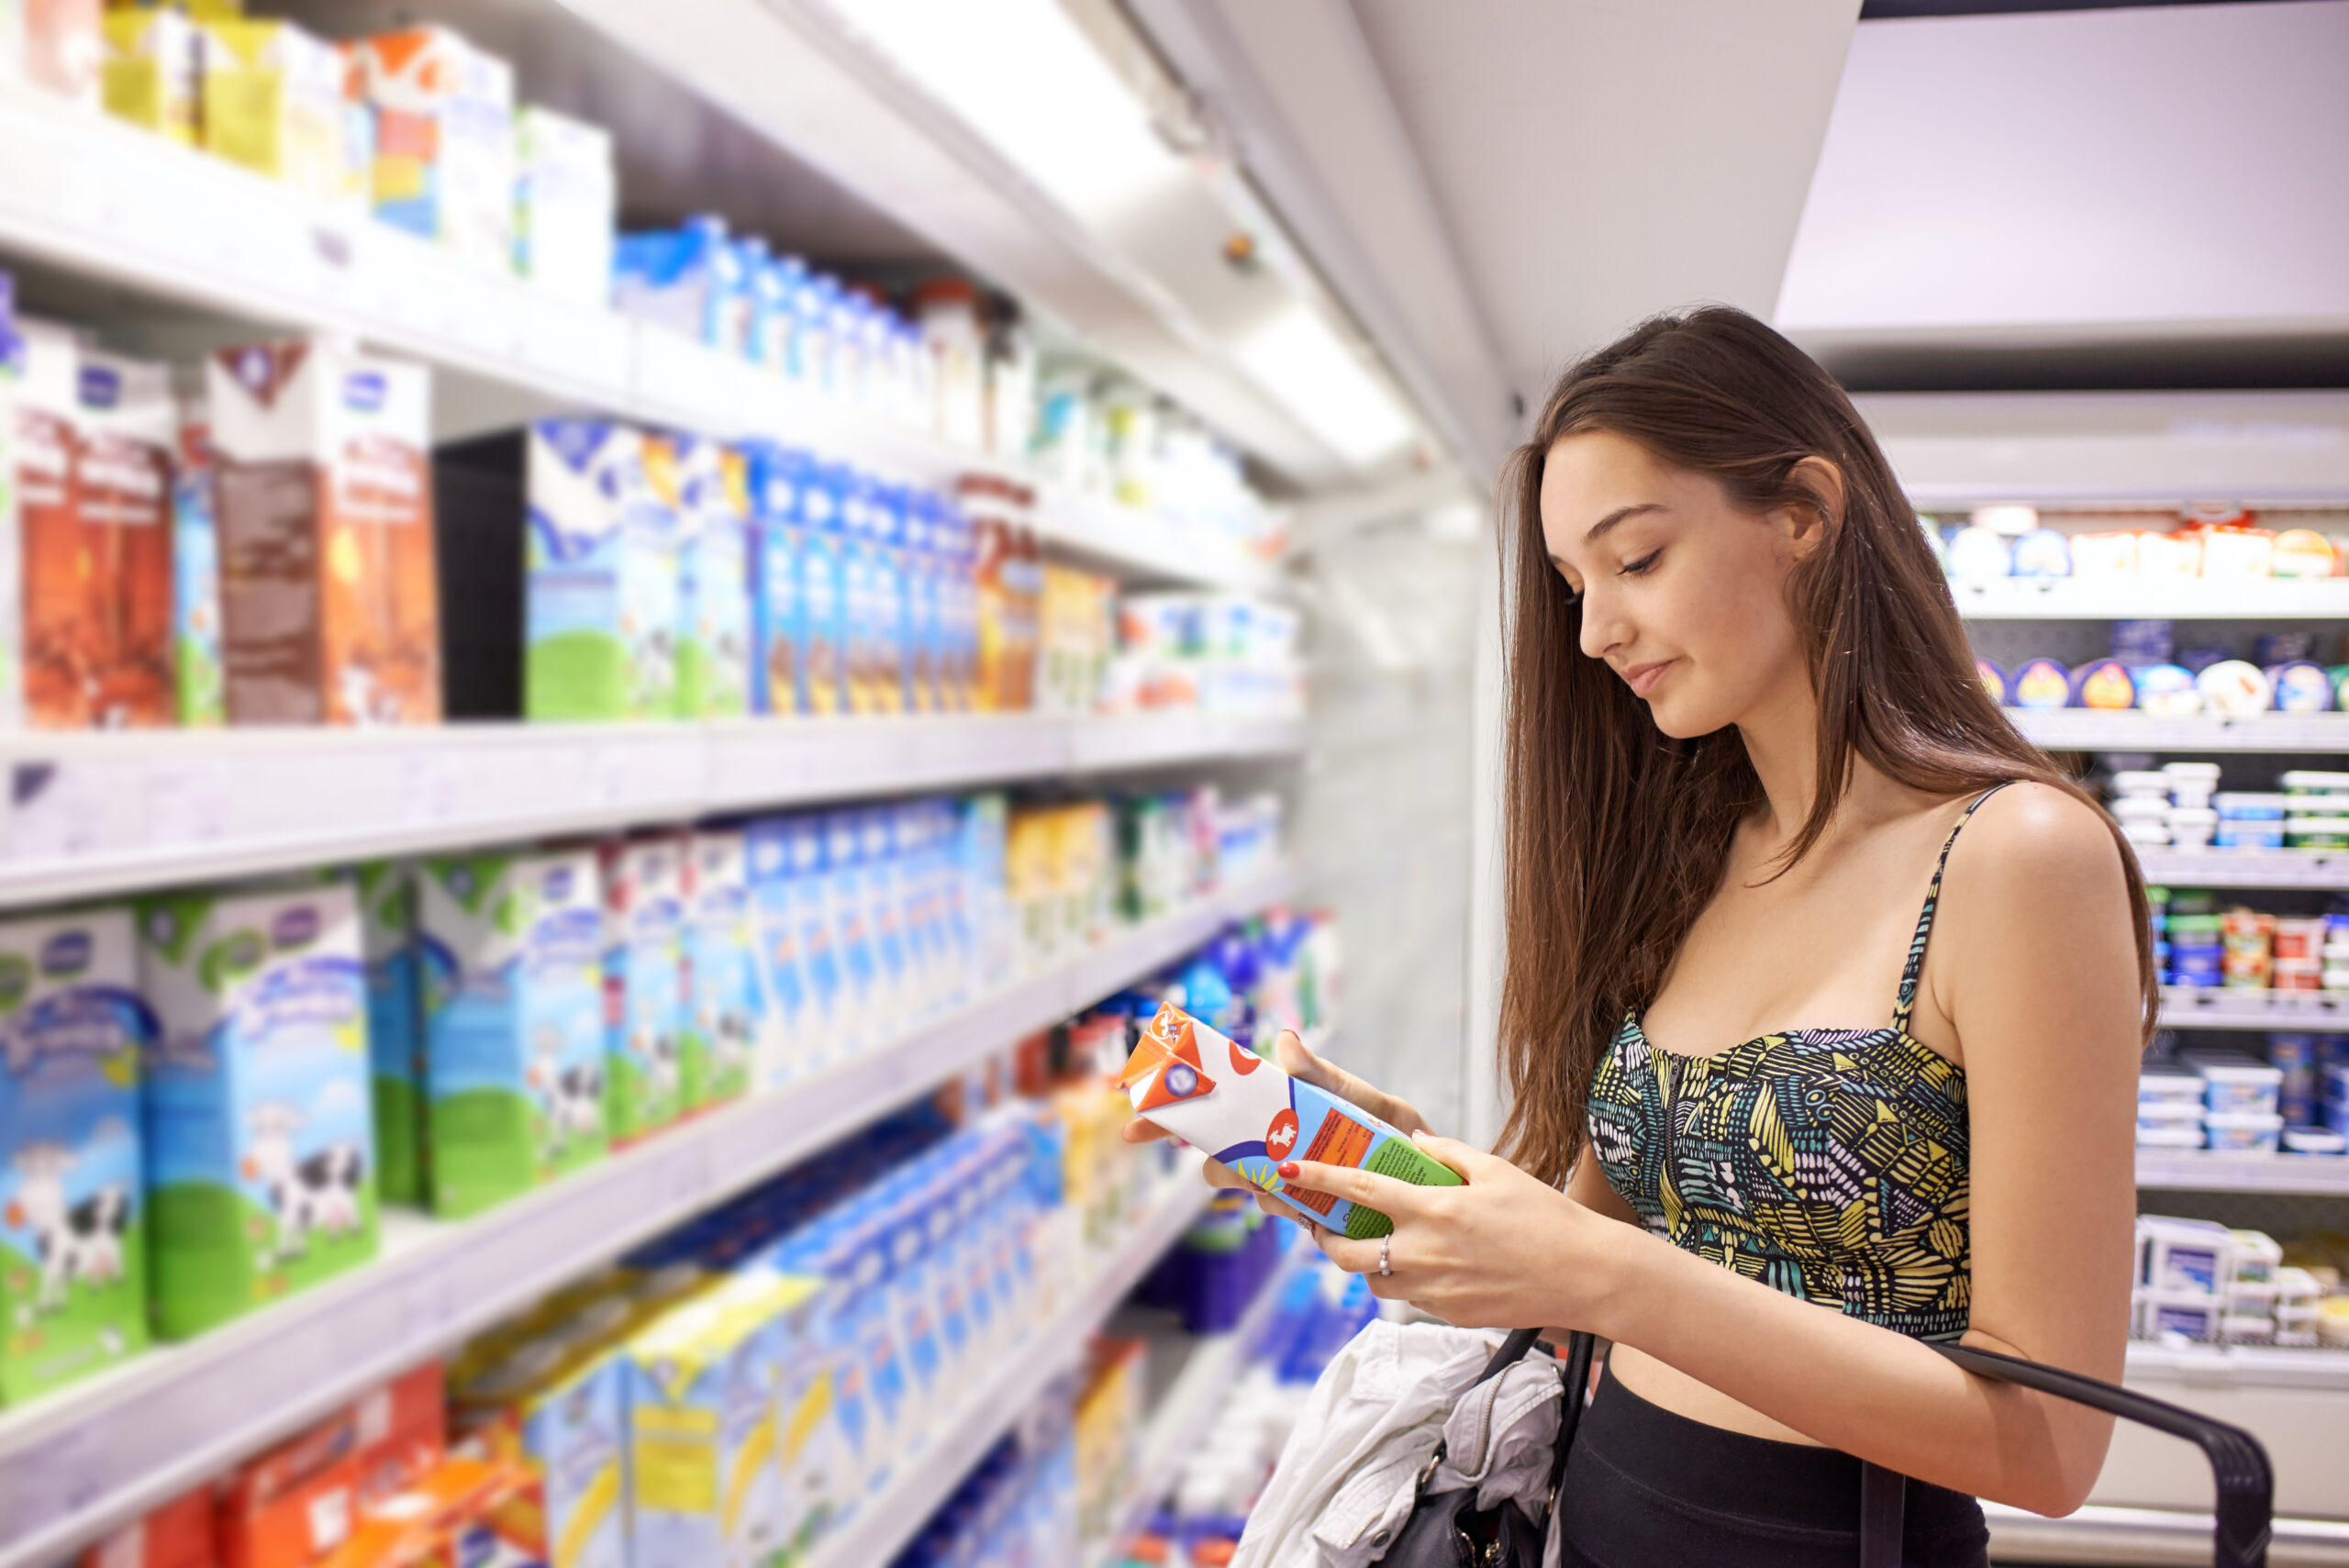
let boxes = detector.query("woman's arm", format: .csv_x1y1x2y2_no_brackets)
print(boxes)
1286,784,2143,1516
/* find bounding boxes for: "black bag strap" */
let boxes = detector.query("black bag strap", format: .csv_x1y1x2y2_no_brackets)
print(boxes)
1855,1341,2275,1568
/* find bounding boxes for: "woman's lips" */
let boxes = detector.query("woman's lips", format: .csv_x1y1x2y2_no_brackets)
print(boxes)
1620,658,1677,698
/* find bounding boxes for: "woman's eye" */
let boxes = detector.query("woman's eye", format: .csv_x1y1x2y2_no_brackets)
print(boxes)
1620,550,1662,577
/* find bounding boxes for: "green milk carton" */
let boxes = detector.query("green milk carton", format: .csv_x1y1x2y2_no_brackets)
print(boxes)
0,908,151,1403
417,849,607,1218
600,835,686,1146
684,829,756,1116
356,862,424,1206
525,417,679,721
140,883,377,1340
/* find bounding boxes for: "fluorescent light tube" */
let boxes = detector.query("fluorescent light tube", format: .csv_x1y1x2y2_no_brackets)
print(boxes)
1234,305,1414,467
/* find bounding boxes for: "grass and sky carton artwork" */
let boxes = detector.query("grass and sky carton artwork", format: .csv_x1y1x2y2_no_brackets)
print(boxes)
685,831,757,1116
666,435,751,720
1119,1003,1464,1240
417,849,607,1218
0,907,151,1404
356,862,423,1206
139,882,376,1340
602,836,687,1145
525,418,679,722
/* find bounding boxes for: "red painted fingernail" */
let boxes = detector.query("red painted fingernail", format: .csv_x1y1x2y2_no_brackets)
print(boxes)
1277,1162,1299,1179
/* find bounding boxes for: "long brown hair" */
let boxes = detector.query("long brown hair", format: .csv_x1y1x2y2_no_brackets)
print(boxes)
1494,306,2156,1186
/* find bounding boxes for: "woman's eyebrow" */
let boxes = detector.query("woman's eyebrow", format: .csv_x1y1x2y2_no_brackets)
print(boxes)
1583,502,1666,544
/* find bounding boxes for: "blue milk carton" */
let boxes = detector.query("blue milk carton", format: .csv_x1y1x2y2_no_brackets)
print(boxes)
745,442,811,718
0,908,150,1404
742,817,809,1092
140,883,375,1340
667,434,751,719
601,835,688,1145
416,850,607,1218
354,861,424,1206
685,830,758,1114
454,1328,629,1568
861,808,907,1044
843,1195,908,1500
824,812,874,1060
763,1257,836,1563
525,418,682,721
612,215,737,344
800,464,851,717
788,817,843,1075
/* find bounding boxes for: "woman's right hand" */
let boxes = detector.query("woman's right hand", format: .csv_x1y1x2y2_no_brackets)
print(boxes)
1119,1028,1433,1203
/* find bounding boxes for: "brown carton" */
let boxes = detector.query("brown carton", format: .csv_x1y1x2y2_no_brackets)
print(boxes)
207,340,441,726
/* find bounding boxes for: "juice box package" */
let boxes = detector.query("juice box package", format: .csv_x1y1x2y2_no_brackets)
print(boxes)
515,105,616,309
206,339,442,726
799,462,849,717
0,907,150,1404
198,18,350,203
416,850,606,1218
662,434,750,719
356,862,423,1207
822,811,875,1060
217,1399,365,1568
58,349,175,728
352,27,515,272
454,1335,628,1568
101,6,200,143
621,1272,813,1568
524,418,678,721
139,881,377,1340
1118,1003,1462,1240
742,816,815,1091
685,830,756,1114
172,396,227,727
744,442,808,718
601,835,686,1145
76,1481,217,1568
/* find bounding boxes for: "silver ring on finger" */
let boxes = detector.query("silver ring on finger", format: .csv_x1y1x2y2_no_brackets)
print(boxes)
1379,1230,1394,1278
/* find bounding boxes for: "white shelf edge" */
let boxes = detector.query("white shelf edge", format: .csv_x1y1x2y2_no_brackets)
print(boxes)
807,1171,1214,1568
0,714,1306,909
2133,851,2349,889
0,85,1276,595
2123,1340,2349,1393
0,864,1296,1568
2012,710,2349,754
1951,578,2349,620
1080,1242,1312,1568
2136,1151,2349,1195
2159,986,2349,1030
1983,1501,2349,1567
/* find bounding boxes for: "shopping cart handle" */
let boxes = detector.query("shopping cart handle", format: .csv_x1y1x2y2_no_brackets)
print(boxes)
1927,1340,2275,1568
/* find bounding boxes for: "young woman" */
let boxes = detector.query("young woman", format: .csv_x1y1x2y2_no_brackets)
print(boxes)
1127,307,2151,1565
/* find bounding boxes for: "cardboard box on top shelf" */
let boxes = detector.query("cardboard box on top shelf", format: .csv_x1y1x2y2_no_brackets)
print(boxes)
76,1481,217,1568
8,0,102,107
351,26,515,272
206,339,443,726
515,105,615,307
198,17,349,204
99,5,199,143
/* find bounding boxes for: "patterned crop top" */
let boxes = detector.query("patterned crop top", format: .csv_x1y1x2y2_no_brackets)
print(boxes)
1586,784,2010,1343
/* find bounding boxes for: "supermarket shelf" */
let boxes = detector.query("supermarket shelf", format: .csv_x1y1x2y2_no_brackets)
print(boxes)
2137,1151,2349,1195
0,84,1277,595
2124,1340,2349,1393
1952,577,2349,620
0,714,1306,909
0,864,1294,1568
2133,849,2349,888
1082,1243,1313,1568
2160,985,2349,1029
807,1171,1215,1568
2015,710,2349,753
1984,1502,2349,1566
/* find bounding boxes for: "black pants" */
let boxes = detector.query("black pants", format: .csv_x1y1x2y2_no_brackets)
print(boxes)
1554,1362,1990,1567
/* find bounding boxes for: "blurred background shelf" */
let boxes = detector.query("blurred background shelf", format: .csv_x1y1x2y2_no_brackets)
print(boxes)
2137,1151,2349,1195
1951,578,2349,620
2132,851,2349,889
2014,711,2349,753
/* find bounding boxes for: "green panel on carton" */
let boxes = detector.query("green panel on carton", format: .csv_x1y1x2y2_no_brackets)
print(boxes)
428,1086,537,1219
373,1073,423,1206
526,629,627,721
150,1182,380,1340
1343,1137,1467,1240
0,1226,149,1404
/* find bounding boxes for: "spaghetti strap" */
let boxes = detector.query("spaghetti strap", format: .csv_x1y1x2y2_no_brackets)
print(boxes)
1892,784,2016,1031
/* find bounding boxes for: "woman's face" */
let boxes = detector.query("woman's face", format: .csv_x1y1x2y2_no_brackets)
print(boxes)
1539,428,1817,740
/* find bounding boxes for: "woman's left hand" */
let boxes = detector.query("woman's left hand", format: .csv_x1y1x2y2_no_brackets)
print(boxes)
1280,1133,1636,1333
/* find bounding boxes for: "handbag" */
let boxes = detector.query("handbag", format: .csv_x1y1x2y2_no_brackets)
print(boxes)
1381,1328,1596,1568
1859,1341,2276,1568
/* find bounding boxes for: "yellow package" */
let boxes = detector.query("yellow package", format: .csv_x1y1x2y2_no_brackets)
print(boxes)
101,6,199,141
453,1332,629,1568
199,17,346,200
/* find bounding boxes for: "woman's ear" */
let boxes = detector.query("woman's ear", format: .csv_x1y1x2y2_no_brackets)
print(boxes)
1777,455,1845,562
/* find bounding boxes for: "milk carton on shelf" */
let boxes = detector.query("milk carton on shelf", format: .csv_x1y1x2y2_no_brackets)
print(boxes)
355,861,423,1207
171,395,226,728
100,5,200,143
206,340,442,726
746,442,810,718
514,105,616,309
454,1331,629,1568
743,817,810,1093
0,907,150,1404
620,1272,811,1568
139,881,376,1340
602,836,687,1145
663,434,751,719
353,26,516,272
416,849,606,1218
684,830,756,1115
525,418,679,721
1119,1003,1463,1240
197,18,350,204
824,811,875,1061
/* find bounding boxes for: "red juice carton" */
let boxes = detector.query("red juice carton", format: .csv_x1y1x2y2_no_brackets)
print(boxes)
1118,1004,1461,1240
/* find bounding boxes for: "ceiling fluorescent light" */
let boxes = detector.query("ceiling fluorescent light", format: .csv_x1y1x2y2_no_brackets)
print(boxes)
1233,305,1415,468
820,0,1187,226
